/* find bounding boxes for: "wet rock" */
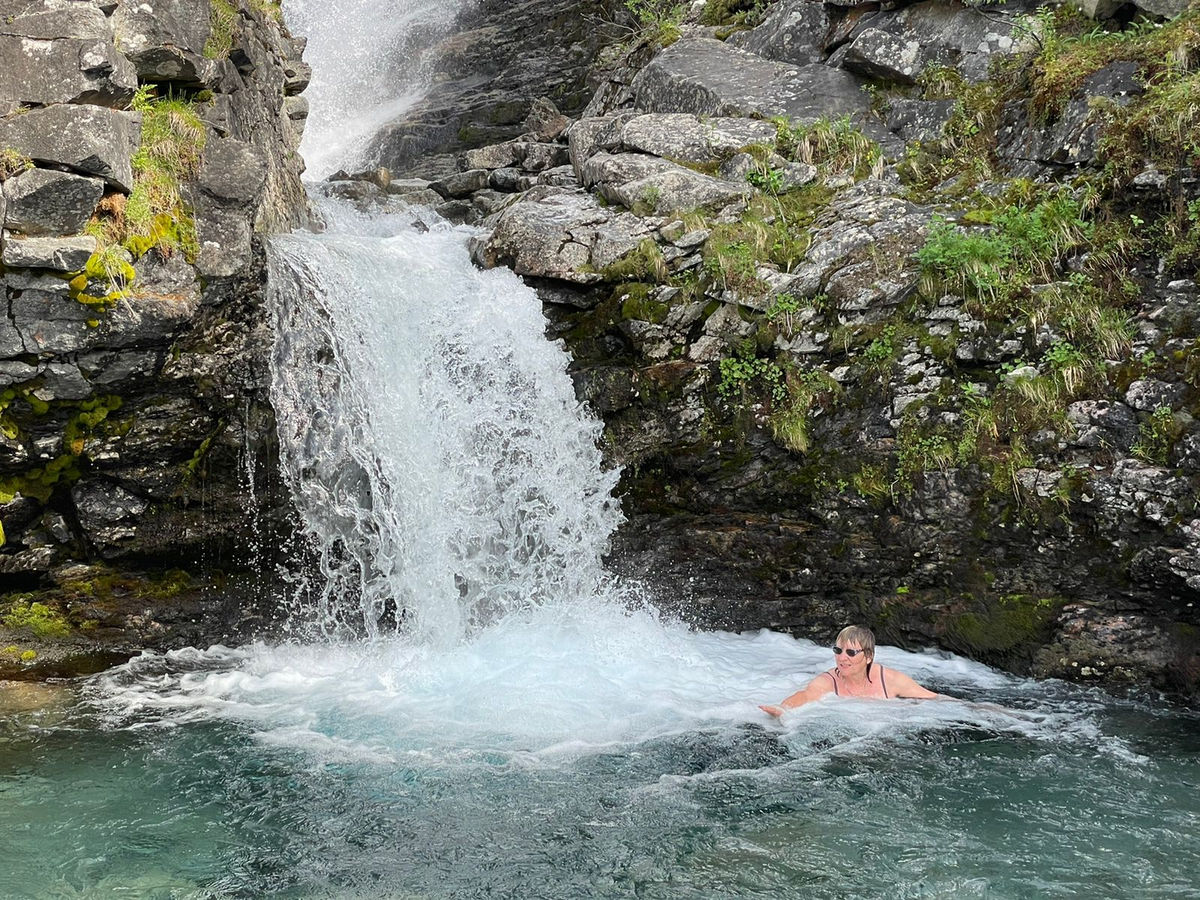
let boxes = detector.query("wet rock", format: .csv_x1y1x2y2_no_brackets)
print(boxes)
71,479,148,551
0,103,140,192
431,168,491,199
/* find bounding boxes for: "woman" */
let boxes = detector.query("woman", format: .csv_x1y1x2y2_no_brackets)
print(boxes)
760,625,943,717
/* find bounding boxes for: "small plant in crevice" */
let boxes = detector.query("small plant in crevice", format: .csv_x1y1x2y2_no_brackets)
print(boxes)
0,147,32,181
1131,405,1183,465
623,0,686,46
773,115,882,179
770,367,841,454
717,347,786,407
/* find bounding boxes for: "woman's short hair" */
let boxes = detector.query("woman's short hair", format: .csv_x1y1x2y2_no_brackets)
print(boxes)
836,625,876,658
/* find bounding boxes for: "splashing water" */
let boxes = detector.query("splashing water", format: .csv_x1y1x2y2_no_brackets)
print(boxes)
268,197,623,641
283,0,466,179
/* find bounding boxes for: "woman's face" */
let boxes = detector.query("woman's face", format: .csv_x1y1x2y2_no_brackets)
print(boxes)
834,642,871,676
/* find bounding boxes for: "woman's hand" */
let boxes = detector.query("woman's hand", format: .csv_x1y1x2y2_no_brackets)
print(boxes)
759,704,785,718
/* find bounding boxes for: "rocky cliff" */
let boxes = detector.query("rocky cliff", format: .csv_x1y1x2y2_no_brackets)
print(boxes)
341,0,1200,700
0,0,309,676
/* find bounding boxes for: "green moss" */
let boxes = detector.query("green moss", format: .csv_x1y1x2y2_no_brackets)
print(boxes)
0,455,81,505
944,594,1066,662
2,599,71,639
63,395,124,455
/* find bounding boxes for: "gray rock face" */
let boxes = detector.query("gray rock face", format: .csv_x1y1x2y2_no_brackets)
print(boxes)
471,186,655,283
0,103,140,192
581,151,750,215
728,0,829,66
0,1,310,674
839,0,1034,84
2,167,104,235
632,36,871,124
0,33,137,107
619,113,778,165
111,0,215,84
997,62,1143,171
1,233,96,270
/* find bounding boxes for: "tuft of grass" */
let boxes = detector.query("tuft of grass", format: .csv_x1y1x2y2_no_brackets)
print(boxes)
126,88,205,260
774,115,882,179
0,147,33,180
205,0,246,59
770,367,840,453
624,0,686,46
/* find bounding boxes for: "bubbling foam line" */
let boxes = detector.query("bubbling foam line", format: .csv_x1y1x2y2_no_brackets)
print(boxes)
85,622,1103,768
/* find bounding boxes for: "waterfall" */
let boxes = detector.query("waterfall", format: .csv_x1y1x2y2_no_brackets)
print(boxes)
282,0,467,179
267,200,625,643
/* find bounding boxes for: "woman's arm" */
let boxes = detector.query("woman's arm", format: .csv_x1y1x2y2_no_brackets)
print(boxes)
886,668,944,700
759,673,836,717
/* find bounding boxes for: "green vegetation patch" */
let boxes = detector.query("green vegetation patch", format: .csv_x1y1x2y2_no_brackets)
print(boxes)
0,146,33,181
2,599,71,639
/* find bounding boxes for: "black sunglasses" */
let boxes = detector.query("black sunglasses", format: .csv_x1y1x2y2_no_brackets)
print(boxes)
832,646,869,657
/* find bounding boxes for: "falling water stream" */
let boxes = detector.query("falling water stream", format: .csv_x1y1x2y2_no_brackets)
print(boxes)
2,1,1199,897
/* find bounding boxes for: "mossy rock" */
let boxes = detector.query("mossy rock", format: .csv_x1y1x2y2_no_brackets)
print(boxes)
941,593,1067,669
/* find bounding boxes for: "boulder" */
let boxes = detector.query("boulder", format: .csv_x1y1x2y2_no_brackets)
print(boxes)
728,0,829,66
581,151,750,215
0,233,96,270
632,36,871,125
0,103,140,192
618,113,778,165
566,113,637,180
520,96,570,142
838,0,1035,84
0,34,137,107
111,0,216,85
1,168,104,235
470,185,655,283
198,139,269,208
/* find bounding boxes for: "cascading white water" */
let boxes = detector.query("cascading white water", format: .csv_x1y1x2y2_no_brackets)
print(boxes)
268,199,624,642
282,0,467,179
